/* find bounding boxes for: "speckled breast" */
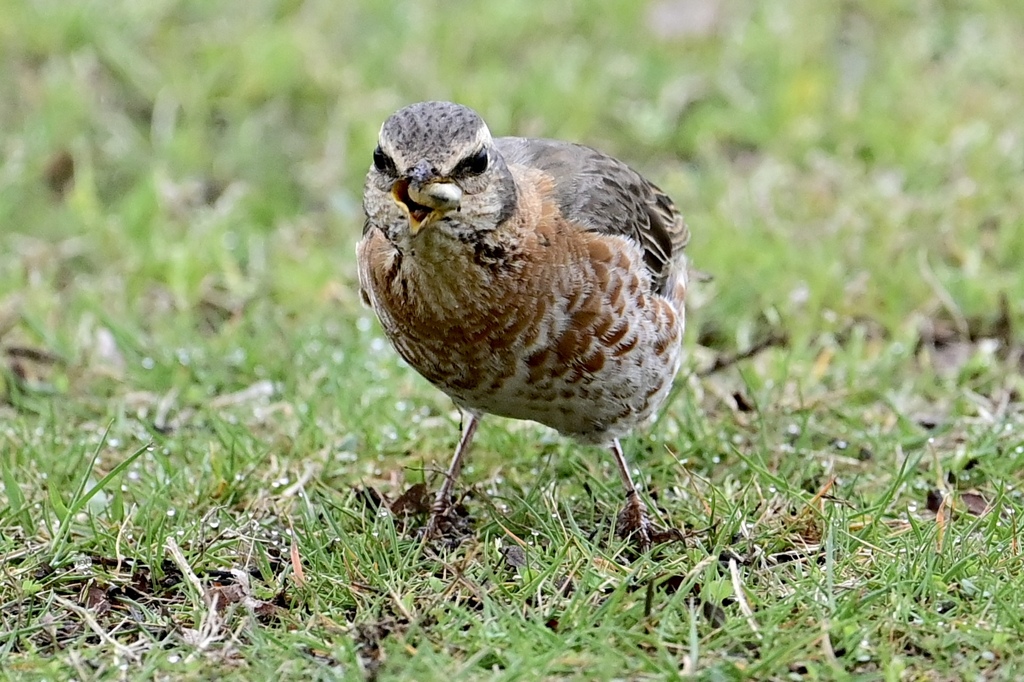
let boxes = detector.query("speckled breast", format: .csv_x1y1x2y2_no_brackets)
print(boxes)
360,225,685,444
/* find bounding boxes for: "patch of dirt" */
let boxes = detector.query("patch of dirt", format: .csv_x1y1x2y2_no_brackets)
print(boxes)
5,551,291,657
356,483,474,549
917,293,1020,377
353,616,404,682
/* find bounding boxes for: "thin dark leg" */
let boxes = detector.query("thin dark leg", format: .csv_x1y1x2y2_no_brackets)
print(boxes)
609,438,653,550
423,412,480,538
609,438,641,496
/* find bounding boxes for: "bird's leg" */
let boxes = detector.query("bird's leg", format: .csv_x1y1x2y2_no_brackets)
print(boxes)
609,438,653,551
423,412,480,539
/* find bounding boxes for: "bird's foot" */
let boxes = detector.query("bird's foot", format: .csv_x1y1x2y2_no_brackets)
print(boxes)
616,492,653,551
615,492,685,552
416,505,471,549
420,509,446,541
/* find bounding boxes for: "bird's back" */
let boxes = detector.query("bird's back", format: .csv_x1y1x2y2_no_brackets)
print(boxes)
495,137,689,301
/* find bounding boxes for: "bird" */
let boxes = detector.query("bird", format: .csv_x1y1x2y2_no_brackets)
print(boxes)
357,101,689,549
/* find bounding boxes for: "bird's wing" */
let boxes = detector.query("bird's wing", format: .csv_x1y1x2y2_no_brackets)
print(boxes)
495,137,689,295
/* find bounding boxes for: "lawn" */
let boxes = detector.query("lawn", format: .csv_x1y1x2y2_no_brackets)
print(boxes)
2,0,1024,679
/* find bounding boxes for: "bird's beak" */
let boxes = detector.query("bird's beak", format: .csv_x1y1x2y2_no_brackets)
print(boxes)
391,178,462,235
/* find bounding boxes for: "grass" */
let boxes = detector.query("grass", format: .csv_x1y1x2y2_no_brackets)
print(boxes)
2,0,1024,679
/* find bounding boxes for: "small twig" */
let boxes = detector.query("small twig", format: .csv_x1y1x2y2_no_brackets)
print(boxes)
164,536,205,601
388,588,415,622
4,345,65,364
114,506,137,575
728,558,762,639
696,330,788,378
281,463,318,498
53,595,140,661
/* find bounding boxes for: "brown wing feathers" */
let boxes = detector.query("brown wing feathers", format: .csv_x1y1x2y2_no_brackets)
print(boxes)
495,137,688,295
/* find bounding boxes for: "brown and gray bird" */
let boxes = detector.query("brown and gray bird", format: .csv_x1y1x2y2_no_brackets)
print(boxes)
357,101,689,549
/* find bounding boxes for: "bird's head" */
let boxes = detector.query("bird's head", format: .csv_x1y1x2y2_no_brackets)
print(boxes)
364,101,516,241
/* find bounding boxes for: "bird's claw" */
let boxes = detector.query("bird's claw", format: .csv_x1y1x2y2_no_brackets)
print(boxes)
615,492,684,552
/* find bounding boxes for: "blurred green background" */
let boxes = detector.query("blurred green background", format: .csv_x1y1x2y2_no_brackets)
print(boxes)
4,0,1021,342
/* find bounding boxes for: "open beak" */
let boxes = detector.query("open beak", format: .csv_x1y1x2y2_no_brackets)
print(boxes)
391,178,462,234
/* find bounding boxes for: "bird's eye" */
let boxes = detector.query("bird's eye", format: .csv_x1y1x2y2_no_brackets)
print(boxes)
452,147,489,177
372,146,397,175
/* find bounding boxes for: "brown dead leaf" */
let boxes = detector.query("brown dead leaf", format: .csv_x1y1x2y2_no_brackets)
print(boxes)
43,149,75,195
935,493,949,552
206,583,246,613
356,486,386,512
252,599,283,621
390,482,431,517
82,584,111,617
204,573,282,621
959,491,992,517
290,534,306,587
702,599,728,628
